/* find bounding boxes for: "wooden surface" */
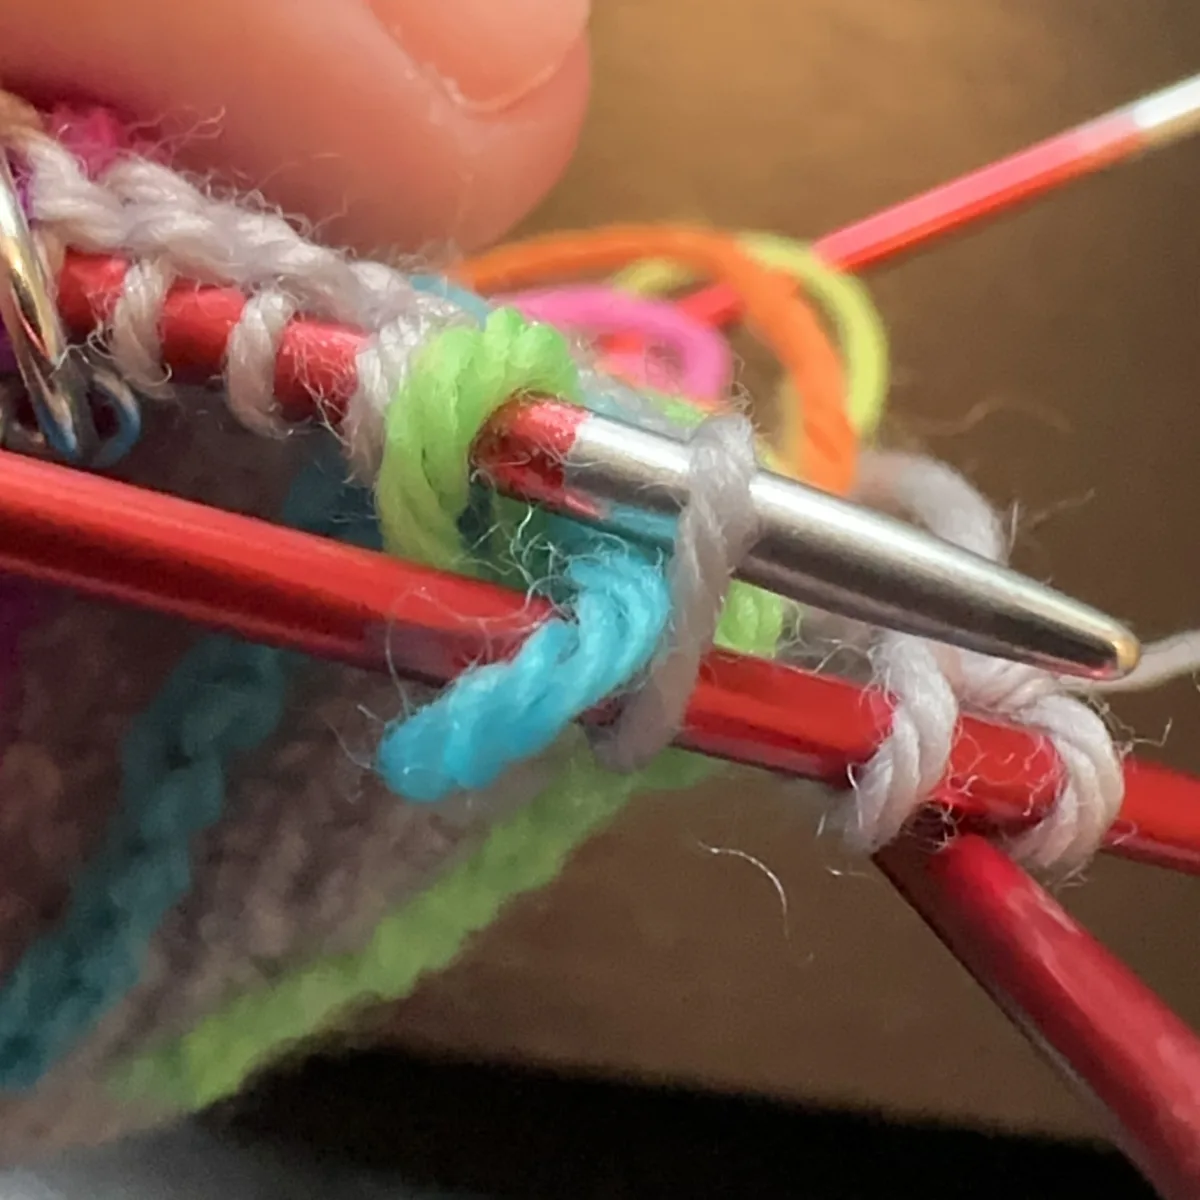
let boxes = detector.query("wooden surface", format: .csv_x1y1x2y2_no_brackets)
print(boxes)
381,0,1200,1138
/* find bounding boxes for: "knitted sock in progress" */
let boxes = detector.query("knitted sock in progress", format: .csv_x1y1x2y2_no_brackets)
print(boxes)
0,99,1187,1161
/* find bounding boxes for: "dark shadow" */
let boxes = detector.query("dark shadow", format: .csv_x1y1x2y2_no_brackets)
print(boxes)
224,1049,1154,1198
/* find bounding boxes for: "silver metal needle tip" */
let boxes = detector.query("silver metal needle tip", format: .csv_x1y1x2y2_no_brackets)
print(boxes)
475,404,1140,681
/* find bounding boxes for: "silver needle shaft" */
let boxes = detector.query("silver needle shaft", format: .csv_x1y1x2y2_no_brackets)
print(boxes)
473,401,1140,681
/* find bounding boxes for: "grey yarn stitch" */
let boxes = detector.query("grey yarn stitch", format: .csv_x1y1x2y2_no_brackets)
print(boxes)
595,413,760,772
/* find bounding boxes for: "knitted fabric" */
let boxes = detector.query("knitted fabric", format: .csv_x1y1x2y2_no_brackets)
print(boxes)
0,407,569,1157
0,108,855,1158
0,102,1136,1163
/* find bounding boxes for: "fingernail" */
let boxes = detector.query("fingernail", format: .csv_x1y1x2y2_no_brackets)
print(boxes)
368,0,590,114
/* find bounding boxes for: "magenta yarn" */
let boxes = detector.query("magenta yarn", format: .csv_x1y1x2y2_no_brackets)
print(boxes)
45,105,131,177
499,285,733,403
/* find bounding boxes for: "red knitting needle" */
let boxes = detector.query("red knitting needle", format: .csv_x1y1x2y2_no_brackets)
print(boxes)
34,71,1198,485
653,72,1200,328
48,76,1200,436
7,437,1200,1194
0,76,1193,875
0,447,1196,872
878,828,1200,1200
19,438,1199,1186
12,96,1200,1182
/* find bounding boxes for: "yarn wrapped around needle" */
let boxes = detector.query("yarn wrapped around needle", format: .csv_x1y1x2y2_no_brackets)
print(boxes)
0,85,1195,1177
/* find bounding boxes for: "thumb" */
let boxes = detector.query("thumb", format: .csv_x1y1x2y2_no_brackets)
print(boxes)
0,0,591,254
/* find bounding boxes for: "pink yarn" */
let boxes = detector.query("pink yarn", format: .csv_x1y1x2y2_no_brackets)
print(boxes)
498,285,733,403
1,105,129,374
45,104,132,176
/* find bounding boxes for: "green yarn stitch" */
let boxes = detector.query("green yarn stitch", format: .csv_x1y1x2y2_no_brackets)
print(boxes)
377,307,580,576
378,309,782,639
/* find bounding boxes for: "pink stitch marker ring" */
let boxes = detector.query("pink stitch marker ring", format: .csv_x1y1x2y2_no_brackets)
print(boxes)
499,284,734,403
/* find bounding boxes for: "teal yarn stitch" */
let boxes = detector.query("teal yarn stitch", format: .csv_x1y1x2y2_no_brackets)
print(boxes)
376,527,671,801
0,448,379,1090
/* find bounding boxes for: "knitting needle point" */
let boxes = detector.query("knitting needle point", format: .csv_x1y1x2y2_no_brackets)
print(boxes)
472,398,1140,681
671,70,1200,324
0,154,99,463
1124,71,1200,147
35,72,1176,688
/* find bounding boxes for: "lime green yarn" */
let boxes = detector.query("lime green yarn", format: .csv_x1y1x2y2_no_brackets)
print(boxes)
645,388,707,430
377,307,581,575
613,234,889,438
718,578,783,657
107,734,656,1111
615,258,691,297
740,233,887,438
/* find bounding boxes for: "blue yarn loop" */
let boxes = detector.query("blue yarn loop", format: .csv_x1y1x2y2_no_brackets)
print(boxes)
376,529,670,801
0,451,378,1090
373,308,674,805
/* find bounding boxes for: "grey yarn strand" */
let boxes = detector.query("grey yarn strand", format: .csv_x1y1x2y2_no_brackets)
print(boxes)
595,413,760,772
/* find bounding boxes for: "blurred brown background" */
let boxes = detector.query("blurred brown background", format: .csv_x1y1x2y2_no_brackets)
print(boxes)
380,0,1200,1140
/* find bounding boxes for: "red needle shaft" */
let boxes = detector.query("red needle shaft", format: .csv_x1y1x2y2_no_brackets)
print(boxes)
662,73,1200,328
0,449,1196,872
